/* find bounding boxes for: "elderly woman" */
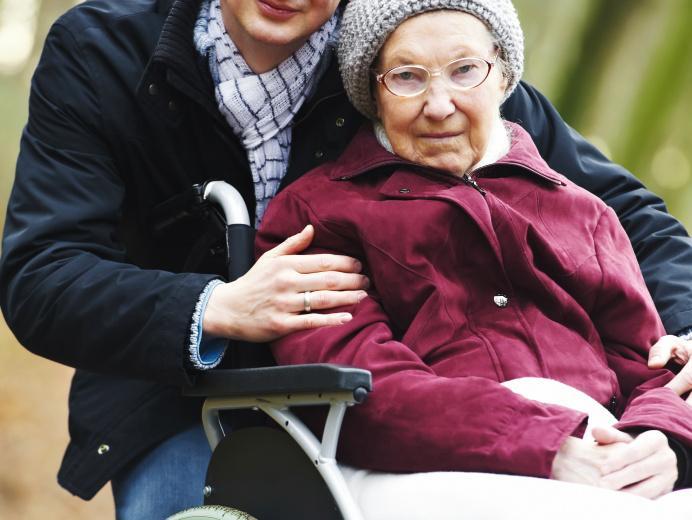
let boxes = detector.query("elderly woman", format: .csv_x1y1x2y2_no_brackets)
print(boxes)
256,0,692,516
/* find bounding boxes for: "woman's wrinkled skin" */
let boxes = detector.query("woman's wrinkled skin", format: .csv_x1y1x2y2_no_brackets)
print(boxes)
374,11,507,176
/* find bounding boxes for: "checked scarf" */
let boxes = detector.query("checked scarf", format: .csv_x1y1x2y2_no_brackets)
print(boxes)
194,0,339,226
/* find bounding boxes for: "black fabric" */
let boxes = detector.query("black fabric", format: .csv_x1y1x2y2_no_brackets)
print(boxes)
1,0,692,500
669,436,692,489
205,427,343,518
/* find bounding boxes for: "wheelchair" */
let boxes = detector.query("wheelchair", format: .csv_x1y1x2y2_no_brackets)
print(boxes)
160,182,692,520
163,181,372,520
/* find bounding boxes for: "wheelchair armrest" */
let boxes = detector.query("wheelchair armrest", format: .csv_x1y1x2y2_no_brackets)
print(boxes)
193,363,372,511
184,364,372,403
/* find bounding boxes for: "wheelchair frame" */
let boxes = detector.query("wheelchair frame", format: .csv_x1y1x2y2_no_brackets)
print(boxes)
177,181,372,520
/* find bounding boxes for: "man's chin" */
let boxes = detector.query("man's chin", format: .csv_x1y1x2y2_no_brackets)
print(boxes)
251,25,310,48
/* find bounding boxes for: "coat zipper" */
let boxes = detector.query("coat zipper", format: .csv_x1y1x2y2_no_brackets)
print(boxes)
462,173,486,195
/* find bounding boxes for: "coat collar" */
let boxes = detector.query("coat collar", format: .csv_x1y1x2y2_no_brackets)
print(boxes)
328,122,567,186
151,0,216,110
140,0,347,125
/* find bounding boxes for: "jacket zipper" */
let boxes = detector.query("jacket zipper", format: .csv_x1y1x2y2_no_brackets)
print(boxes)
462,173,486,195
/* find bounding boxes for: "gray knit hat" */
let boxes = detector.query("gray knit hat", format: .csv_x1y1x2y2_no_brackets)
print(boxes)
338,0,524,120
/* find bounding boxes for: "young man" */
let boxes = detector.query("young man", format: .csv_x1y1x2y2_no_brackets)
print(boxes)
1,0,691,518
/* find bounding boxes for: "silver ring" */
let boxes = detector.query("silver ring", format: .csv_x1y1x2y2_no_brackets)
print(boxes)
303,291,312,313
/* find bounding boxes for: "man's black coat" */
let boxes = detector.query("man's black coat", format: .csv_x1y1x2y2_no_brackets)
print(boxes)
2,0,691,500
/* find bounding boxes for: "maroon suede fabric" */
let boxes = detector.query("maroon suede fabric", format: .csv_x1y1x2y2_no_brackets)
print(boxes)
256,123,692,477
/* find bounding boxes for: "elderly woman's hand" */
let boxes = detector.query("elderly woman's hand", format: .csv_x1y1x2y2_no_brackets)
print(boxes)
203,225,369,342
594,428,678,498
552,426,678,499
649,335,692,401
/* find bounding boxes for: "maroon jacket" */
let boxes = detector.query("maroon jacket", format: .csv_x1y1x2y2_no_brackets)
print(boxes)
256,123,692,478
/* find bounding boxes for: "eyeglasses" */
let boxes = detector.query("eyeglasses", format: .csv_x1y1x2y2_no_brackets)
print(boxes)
375,53,499,97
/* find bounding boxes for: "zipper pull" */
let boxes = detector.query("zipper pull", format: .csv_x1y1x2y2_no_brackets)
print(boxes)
462,173,486,195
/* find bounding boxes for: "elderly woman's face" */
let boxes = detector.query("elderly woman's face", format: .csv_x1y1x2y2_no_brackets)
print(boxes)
375,11,507,175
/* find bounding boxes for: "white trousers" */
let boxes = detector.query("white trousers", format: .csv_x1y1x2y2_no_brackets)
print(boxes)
340,378,692,519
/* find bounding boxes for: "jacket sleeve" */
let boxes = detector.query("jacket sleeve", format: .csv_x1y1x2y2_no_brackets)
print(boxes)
0,22,218,385
503,82,692,334
588,207,692,447
257,189,587,477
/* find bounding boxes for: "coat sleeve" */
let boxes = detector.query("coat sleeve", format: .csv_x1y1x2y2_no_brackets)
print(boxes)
589,207,692,446
503,82,692,335
256,188,587,477
0,22,218,385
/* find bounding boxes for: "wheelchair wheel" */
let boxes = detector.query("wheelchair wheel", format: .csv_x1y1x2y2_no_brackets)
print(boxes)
166,505,257,520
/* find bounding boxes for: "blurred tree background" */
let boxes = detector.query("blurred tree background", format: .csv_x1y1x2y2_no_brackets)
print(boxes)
0,0,690,518
517,0,692,225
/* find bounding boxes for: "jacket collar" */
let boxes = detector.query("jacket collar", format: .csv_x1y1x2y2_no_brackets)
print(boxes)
153,0,202,75
141,0,346,124
152,0,216,108
328,122,566,186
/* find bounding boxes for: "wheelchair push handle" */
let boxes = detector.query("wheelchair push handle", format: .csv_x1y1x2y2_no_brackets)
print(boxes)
202,181,254,282
203,181,251,227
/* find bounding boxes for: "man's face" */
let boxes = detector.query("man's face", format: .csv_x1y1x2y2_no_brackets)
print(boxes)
222,0,341,49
